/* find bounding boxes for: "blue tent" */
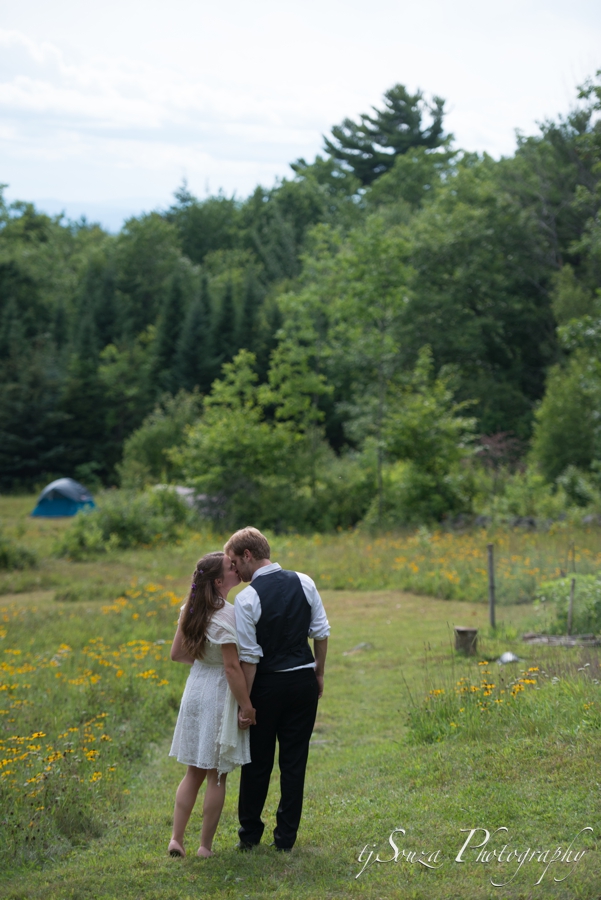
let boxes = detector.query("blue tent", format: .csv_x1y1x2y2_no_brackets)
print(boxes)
31,478,96,517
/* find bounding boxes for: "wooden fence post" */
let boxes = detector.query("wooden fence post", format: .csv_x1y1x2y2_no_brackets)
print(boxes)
567,577,576,636
487,543,496,630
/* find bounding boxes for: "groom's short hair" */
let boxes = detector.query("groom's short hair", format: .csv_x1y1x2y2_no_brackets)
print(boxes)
225,526,271,560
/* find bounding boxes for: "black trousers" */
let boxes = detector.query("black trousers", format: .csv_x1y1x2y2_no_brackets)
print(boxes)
238,667,319,849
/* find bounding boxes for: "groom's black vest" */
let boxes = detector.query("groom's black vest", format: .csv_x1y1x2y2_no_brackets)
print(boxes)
253,570,315,674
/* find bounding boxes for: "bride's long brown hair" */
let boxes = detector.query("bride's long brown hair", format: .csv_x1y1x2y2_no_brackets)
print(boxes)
180,551,226,660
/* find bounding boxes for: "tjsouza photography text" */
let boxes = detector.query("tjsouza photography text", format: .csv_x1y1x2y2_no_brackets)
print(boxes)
356,826,594,886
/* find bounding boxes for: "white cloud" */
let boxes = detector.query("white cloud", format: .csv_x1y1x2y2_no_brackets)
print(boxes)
0,0,599,219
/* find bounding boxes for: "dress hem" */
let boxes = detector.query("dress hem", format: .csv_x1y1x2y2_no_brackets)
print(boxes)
168,750,247,773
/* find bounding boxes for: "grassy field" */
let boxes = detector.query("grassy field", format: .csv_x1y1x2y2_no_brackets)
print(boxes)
2,494,601,604
0,497,600,898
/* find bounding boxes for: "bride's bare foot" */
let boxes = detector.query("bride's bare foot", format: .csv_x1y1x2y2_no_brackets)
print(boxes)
196,846,214,858
168,838,185,858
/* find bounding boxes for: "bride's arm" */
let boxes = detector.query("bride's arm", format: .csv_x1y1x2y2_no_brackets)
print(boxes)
170,623,195,665
222,643,256,727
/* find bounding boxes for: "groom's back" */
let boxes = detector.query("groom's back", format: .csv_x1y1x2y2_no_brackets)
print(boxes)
253,570,314,673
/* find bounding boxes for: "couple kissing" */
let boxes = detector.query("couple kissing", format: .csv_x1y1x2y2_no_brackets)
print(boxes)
167,526,330,859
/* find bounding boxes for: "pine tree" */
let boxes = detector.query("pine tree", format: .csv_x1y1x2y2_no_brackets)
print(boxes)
74,310,99,360
254,298,282,382
57,350,109,477
92,262,118,348
175,277,213,393
237,276,262,352
153,268,186,393
212,281,237,377
53,301,68,350
324,84,447,185
0,298,24,361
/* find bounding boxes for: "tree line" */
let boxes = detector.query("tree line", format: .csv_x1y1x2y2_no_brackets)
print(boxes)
1,74,601,529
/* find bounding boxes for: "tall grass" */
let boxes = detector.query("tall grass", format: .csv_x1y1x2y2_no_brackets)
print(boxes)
2,494,601,605
406,645,601,744
0,583,186,867
271,525,601,604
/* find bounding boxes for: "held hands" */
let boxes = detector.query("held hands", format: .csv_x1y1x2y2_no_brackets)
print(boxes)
238,706,256,729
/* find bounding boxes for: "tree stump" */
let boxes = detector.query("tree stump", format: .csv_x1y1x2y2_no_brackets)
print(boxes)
454,627,478,655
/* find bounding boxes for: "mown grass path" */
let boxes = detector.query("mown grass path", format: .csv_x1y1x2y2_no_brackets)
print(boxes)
2,588,599,899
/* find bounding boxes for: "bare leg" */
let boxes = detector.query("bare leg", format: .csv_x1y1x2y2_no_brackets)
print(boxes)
171,766,207,853
198,770,227,855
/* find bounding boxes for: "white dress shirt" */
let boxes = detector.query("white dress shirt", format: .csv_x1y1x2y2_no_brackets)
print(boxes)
234,562,330,670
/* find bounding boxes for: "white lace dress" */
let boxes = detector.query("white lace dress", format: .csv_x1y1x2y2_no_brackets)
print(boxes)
169,602,250,776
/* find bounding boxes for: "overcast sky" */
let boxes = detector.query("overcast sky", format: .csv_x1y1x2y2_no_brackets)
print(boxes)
1,0,600,230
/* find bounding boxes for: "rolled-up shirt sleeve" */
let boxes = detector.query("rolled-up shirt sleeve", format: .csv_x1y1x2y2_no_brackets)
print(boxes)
234,586,263,665
297,572,330,640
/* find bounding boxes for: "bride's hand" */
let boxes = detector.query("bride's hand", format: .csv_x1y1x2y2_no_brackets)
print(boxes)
238,706,256,729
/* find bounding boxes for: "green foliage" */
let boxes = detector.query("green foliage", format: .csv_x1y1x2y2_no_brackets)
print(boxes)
551,264,599,324
212,279,237,369
172,350,369,531
0,339,67,490
56,350,110,477
152,265,189,393
360,348,476,526
114,213,182,337
323,83,447,185
172,351,301,529
166,183,243,264
0,526,37,569
174,276,213,393
402,155,557,439
556,465,601,508
475,467,567,520
536,574,601,635
242,178,329,280
118,390,203,488
530,351,601,481
96,327,157,471
366,144,457,211
384,347,476,472
363,460,474,529
2,75,601,513
55,488,193,559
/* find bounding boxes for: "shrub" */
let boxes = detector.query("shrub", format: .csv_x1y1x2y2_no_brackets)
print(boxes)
117,390,202,489
477,467,569,521
173,351,373,532
362,460,473,528
530,352,601,482
0,528,37,569
55,488,194,559
536,574,601,635
556,465,601,509
310,453,374,531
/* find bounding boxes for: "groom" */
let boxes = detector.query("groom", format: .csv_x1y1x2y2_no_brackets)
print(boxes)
224,526,329,851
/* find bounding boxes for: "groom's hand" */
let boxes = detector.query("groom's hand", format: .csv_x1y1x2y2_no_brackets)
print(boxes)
316,674,324,699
